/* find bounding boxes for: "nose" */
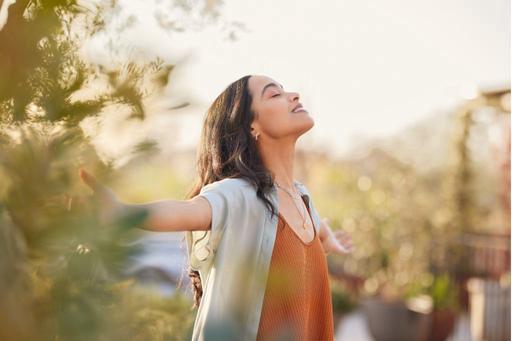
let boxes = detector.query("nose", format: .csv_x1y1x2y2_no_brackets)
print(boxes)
288,92,300,102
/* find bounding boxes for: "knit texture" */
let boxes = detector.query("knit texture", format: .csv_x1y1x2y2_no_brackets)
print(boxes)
256,212,335,341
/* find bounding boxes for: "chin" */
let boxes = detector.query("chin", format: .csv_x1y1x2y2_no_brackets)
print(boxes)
303,115,315,130
296,118,314,136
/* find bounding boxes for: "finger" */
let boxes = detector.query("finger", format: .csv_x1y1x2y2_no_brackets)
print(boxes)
335,244,352,254
336,236,353,247
338,241,353,250
338,236,352,243
335,232,351,242
336,235,352,242
79,168,100,192
339,235,351,242
341,241,354,250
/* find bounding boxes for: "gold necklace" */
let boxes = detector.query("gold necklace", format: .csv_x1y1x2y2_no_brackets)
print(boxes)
275,182,308,229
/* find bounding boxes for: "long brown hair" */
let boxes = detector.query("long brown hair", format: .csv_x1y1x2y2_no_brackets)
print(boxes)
186,75,277,308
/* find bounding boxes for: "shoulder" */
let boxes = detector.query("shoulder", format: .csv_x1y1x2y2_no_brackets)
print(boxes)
200,177,255,196
293,179,311,196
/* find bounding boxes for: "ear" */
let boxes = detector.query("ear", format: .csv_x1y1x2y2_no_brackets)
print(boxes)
250,123,260,139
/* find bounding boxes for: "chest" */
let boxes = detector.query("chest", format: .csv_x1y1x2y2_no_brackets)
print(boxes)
276,191,316,244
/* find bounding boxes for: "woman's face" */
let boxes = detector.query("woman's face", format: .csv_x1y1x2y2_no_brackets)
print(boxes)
248,75,314,141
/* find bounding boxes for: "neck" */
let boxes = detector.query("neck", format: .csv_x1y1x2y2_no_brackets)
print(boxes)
258,137,296,190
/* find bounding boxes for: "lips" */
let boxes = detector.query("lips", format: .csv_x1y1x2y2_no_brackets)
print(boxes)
292,103,306,113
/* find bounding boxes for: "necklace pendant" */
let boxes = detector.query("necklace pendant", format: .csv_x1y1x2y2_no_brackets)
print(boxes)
303,221,307,229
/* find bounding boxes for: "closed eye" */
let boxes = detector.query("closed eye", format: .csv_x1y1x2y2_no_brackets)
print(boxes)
271,93,280,98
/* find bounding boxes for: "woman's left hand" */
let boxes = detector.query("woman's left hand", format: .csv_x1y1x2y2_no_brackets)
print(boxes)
320,218,354,255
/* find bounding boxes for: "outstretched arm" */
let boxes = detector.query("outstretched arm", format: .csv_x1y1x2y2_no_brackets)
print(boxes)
318,217,354,255
77,168,212,232
123,196,212,232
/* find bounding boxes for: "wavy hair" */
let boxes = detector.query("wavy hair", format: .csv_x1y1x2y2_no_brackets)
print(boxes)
185,75,277,308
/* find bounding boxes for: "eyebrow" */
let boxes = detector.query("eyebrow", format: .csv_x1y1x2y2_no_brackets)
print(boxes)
261,82,284,98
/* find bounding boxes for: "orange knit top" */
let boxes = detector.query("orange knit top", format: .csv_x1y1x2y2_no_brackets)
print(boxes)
256,211,335,341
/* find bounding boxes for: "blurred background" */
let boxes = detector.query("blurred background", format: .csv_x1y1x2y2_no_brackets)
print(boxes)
0,0,509,340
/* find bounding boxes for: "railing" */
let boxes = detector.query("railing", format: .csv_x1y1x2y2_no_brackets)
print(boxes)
459,230,510,341
458,230,510,280
467,277,511,341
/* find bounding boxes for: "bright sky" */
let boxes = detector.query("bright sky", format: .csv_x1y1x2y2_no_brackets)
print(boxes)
83,0,510,160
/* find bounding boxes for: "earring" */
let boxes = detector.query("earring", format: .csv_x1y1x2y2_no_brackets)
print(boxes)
254,132,260,141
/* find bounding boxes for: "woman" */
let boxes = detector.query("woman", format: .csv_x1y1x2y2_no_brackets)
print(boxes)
78,75,354,340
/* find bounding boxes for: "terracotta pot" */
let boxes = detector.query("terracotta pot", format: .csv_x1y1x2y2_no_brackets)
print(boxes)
427,309,457,341
361,297,431,341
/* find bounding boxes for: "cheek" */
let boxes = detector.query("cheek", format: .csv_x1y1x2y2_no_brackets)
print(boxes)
260,101,289,121
258,104,290,133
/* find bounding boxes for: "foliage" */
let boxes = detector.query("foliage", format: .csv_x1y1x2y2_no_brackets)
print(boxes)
330,278,357,315
0,0,226,339
307,150,434,301
0,0,175,125
402,272,460,312
427,273,460,311
0,126,197,340
303,102,508,306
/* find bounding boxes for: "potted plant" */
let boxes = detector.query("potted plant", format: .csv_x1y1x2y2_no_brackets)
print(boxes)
360,273,433,341
358,246,434,341
424,273,460,341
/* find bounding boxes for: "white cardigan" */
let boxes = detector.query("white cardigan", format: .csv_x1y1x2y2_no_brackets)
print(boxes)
185,177,323,340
